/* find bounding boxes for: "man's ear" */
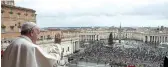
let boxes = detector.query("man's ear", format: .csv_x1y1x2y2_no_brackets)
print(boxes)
30,30,34,36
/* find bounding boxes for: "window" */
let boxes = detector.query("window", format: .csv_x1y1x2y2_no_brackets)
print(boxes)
17,13,21,15
24,13,28,16
1,28,6,33
68,47,69,51
1,24,6,28
4,41,6,43
1,25,6,33
9,11,13,14
2,1,5,4
1,10,4,13
62,48,64,52
10,26,14,30
41,36,43,40
47,35,51,39
8,41,10,43
18,22,21,28
31,14,34,17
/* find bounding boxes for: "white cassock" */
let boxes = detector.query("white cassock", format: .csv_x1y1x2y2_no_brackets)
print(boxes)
2,35,60,67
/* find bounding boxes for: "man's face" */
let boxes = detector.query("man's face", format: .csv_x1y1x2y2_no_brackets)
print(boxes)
31,26,40,43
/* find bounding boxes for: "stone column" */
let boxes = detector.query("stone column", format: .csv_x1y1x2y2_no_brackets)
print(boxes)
88,35,89,41
89,35,91,41
82,35,84,41
91,35,93,40
93,35,95,40
83,35,84,41
158,36,160,43
73,42,75,52
152,36,154,43
162,36,164,43
155,36,157,43
163,36,165,43
85,35,87,41
150,36,152,42
157,36,159,43
166,36,168,42
147,36,149,42
160,36,162,43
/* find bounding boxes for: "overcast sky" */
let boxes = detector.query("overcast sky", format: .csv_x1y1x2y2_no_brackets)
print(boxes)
15,0,168,28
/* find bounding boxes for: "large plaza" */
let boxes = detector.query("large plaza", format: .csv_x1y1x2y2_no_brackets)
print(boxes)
67,39,168,67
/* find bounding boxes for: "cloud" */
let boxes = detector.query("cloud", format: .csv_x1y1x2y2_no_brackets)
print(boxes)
137,3,168,15
15,0,168,27
122,2,168,19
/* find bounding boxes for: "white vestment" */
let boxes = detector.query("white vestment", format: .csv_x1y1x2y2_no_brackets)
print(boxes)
2,35,60,67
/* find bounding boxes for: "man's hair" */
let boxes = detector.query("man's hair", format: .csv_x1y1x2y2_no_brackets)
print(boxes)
20,22,37,35
21,28,33,35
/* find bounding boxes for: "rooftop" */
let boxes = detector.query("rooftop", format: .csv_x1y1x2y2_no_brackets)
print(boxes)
1,4,36,12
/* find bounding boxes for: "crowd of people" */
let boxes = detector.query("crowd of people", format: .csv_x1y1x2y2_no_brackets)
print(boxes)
70,41,168,67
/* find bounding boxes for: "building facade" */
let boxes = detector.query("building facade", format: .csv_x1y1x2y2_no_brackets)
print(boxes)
1,0,15,6
78,27,168,46
1,2,36,50
1,4,36,33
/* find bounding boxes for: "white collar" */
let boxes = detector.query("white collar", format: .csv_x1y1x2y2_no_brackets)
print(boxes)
20,35,33,43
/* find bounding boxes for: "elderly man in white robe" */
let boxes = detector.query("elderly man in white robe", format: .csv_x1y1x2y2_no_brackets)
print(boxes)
49,36,67,67
2,22,63,67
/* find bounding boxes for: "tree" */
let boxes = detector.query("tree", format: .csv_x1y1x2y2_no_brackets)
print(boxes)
108,32,114,46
